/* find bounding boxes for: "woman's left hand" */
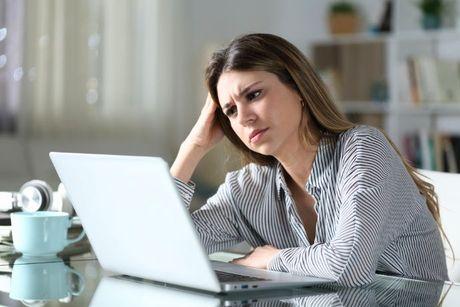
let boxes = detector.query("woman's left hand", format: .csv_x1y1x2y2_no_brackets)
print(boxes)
231,245,281,269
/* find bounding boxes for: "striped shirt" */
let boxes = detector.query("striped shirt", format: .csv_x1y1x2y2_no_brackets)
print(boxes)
175,125,448,286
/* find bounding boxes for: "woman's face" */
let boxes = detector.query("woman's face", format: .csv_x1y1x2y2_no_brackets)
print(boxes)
217,70,304,158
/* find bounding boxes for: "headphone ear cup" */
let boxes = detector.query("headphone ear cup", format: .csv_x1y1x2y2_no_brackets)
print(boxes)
48,183,74,215
18,180,53,212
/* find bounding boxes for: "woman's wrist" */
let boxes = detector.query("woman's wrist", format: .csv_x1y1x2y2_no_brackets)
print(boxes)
180,139,209,156
170,141,207,183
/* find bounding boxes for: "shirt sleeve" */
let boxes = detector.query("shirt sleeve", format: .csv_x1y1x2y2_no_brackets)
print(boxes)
268,128,417,287
173,178,195,208
174,174,244,254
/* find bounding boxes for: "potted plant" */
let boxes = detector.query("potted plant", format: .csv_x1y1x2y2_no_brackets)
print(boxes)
417,0,443,29
328,1,360,35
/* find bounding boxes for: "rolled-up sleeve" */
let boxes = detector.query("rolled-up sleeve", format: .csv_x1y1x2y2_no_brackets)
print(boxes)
173,178,195,208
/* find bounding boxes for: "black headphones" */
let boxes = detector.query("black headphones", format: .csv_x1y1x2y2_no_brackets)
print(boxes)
0,180,73,214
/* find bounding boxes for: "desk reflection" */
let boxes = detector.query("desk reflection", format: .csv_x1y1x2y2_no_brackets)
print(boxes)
90,274,445,307
313,275,444,306
1,256,451,307
9,256,85,306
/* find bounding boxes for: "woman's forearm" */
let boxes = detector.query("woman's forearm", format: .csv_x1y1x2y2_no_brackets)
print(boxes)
171,93,223,183
170,141,207,183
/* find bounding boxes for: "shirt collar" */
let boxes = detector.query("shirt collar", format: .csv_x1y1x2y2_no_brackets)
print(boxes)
306,134,336,192
275,162,287,199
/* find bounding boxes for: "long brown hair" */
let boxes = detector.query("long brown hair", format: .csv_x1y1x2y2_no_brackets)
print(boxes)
205,33,449,250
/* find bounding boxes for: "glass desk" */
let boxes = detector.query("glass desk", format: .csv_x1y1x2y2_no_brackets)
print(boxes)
0,252,458,307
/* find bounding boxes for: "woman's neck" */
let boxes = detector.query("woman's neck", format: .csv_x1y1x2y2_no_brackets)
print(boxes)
278,144,318,190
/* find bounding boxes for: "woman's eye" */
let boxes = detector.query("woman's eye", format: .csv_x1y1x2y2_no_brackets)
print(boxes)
225,106,237,117
247,90,261,101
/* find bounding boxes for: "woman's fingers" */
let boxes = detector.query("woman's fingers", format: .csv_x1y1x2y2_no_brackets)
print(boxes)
201,94,218,120
184,93,224,151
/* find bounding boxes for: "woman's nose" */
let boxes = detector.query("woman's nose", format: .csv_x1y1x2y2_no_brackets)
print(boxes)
237,105,256,126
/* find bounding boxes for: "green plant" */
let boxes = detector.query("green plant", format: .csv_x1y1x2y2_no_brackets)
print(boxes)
417,0,443,16
329,1,356,14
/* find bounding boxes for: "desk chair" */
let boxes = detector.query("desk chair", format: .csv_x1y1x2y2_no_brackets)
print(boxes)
418,169,460,282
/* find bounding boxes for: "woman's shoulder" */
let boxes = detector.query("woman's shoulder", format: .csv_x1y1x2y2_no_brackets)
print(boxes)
336,125,399,175
335,125,396,166
338,125,385,143
335,125,390,152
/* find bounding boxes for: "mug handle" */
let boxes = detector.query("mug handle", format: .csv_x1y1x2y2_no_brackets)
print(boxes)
66,216,86,246
67,267,86,296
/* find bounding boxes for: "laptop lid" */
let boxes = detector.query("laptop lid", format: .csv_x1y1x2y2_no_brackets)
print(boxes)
49,152,222,293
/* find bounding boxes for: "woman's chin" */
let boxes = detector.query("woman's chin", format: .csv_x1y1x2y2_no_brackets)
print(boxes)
251,144,275,156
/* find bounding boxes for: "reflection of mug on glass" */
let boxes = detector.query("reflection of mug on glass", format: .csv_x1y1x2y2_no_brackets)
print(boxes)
11,212,85,257
10,256,85,302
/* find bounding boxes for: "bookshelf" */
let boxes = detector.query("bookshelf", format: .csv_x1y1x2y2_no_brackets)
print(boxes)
307,0,460,173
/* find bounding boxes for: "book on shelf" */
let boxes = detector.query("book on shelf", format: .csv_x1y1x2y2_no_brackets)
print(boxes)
436,59,460,102
405,57,421,104
400,56,460,105
398,62,412,103
402,131,460,173
441,136,460,173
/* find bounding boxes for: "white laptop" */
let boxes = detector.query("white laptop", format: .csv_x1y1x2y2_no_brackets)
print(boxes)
49,152,333,293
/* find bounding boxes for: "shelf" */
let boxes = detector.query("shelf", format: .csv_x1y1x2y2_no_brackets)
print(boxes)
337,102,460,116
338,102,460,115
308,0,460,169
394,28,460,41
338,101,390,114
307,32,390,45
307,28,460,46
397,104,460,115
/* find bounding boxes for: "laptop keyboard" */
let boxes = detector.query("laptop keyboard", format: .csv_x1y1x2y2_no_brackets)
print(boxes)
215,270,269,282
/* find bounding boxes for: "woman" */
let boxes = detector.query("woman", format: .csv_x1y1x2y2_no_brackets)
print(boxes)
170,33,448,286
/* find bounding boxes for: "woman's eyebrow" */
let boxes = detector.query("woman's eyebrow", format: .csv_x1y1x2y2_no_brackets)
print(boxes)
236,81,262,98
222,80,263,110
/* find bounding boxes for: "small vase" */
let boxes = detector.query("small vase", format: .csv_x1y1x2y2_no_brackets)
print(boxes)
328,13,360,35
422,14,441,29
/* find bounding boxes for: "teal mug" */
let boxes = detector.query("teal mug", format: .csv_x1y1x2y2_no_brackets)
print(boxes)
11,211,85,257
10,256,85,302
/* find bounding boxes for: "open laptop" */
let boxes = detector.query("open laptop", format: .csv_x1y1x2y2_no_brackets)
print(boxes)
49,152,333,293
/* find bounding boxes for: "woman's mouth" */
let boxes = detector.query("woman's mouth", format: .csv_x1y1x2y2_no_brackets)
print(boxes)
249,128,269,144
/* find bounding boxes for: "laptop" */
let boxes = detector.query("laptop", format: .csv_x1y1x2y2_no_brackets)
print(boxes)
49,152,333,293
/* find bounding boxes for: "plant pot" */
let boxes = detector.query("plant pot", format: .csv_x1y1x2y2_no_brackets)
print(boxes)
329,13,360,35
421,13,442,29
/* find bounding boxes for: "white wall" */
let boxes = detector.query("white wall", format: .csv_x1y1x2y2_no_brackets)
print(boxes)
0,0,387,192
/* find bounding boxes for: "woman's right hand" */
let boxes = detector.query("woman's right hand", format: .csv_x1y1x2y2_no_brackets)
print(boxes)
183,93,224,154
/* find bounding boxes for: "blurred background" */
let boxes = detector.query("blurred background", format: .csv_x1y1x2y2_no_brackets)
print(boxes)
1,0,460,208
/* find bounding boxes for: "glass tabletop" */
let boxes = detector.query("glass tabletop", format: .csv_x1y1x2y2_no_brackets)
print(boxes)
0,255,458,307
0,239,97,270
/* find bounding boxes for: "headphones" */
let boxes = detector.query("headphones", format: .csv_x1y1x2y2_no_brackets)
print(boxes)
0,180,74,215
